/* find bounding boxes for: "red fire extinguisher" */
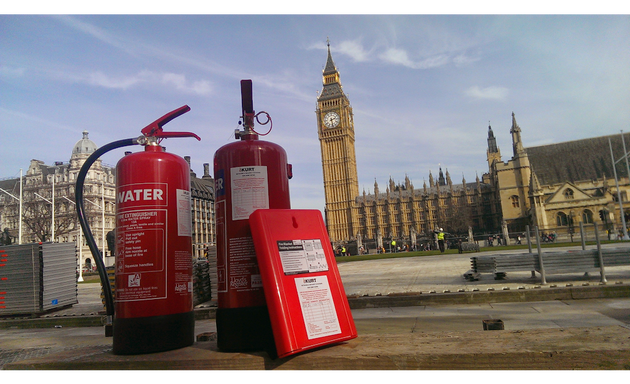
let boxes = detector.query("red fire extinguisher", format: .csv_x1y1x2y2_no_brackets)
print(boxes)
214,80,292,353
75,105,200,355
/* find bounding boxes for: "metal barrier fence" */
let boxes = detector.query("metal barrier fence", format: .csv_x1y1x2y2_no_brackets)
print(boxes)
469,224,630,284
0,242,78,316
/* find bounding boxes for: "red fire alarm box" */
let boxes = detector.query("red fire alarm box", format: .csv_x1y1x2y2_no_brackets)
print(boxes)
249,209,357,358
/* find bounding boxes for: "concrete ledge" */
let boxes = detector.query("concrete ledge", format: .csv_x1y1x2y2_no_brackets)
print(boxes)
5,326,630,370
3,284,628,329
0,315,105,329
348,284,630,309
0,306,218,329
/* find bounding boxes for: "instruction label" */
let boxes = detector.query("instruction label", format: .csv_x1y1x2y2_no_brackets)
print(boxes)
277,239,328,275
295,275,341,340
227,236,263,291
230,166,269,220
115,208,167,302
176,189,192,236
116,182,169,302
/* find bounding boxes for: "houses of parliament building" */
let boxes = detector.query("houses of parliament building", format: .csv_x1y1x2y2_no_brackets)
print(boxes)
316,42,630,250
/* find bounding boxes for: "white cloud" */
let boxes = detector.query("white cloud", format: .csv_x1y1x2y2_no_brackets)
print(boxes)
415,54,450,69
379,47,451,69
453,53,481,67
313,37,471,70
379,47,414,67
77,70,212,95
337,40,371,62
87,71,140,89
464,85,509,101
0,65,26,78
55,15,137,56
160,72,212,95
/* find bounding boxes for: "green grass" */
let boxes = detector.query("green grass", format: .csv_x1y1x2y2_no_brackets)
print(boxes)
78,273,102,284
334,240,626,263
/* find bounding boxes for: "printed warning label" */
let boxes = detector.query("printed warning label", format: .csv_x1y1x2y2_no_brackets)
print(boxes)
277,239,328,275
295,275,341,340
115,208,167,302
176,189,192,236
230,166,269,221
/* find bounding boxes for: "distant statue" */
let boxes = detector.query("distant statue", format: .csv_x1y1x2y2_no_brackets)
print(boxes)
106,230,116,257
0,228,11,245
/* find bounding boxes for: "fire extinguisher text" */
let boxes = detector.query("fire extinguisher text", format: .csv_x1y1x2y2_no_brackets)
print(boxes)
117,189,165,204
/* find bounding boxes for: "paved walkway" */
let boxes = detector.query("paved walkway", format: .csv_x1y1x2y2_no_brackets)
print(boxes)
337,242,630,296
4,242,629,320
1,242,629,369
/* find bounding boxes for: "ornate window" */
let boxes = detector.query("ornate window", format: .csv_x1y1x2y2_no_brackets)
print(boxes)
556,212,569,226
582,209,594,224
510,195,519,208
564,188,574,199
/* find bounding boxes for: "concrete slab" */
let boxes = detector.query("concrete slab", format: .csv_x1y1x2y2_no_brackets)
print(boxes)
5,326,630,370
2,243,630,370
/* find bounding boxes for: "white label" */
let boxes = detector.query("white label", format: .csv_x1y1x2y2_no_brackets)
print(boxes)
277,239,328,275
230,166,269,220
295,275,341,340
115,208,167,302
176,189,192,236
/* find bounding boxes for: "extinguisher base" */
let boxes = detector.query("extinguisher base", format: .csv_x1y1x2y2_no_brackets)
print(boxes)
113,311,195,355
216,305,277,358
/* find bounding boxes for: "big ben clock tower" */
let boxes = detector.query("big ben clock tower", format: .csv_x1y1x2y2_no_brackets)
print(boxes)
316,39,360,243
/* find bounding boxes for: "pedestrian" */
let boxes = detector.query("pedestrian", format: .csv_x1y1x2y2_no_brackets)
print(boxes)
437,228,445,253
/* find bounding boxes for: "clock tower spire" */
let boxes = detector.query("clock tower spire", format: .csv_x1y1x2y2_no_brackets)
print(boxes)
316,39,359,243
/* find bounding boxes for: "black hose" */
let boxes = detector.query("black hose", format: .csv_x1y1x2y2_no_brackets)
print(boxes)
75,138,137,317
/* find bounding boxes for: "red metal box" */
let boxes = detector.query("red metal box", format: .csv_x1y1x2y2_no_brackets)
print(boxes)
249,209,357,358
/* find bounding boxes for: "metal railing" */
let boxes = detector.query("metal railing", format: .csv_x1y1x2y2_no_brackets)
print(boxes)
469,223,629,284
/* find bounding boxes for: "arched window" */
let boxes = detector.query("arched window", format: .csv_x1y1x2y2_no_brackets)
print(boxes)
582,209,594,224
556,212,569,226
510,195,520,208
564,188,574,199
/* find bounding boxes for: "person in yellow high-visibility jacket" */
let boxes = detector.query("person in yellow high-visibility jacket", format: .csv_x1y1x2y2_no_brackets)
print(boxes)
437,228,445,253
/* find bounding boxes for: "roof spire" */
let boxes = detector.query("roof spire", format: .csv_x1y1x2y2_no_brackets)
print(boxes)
318,38,344,101
510,111,525,156
323,38,337,75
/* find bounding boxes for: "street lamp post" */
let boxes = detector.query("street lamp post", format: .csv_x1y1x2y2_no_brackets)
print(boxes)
609,138,630,240
34,191,55,242
63,196,84,282
34,173,56,242
85,197,105,258
0,169,23,244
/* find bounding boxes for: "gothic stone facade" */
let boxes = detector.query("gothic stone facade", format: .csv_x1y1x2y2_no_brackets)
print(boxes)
317,43,630,248
316,43,501,248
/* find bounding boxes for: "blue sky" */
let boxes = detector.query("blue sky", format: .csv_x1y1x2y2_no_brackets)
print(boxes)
2,10,630,212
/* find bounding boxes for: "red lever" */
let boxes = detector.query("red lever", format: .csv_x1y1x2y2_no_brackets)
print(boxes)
140,105,201,141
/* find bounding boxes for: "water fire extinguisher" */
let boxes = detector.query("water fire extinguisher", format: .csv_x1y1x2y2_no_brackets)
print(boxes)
75,105,200,355
214,80,292,353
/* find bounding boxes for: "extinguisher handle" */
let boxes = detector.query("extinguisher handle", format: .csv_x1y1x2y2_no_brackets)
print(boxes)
241,80,255,129
141,105,198,138
154,131,201,141
241,80,254,114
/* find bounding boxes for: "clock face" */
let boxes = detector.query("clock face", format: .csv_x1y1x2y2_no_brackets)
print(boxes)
323,112,340,128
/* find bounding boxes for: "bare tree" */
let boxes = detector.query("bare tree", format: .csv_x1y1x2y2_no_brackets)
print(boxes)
22,199,74,242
